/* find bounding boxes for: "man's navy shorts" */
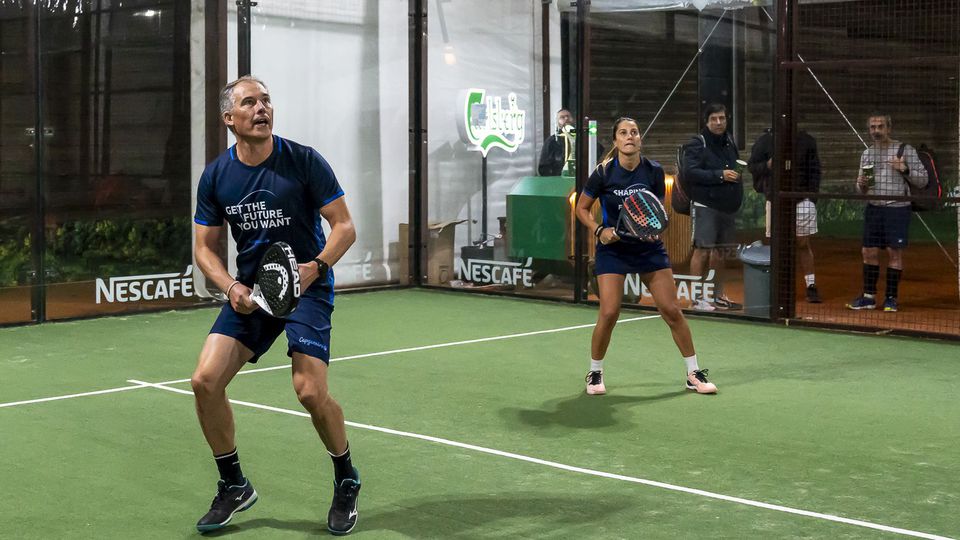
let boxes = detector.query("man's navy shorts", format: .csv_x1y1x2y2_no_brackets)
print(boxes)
594,240,672,276
210,295,333,363
863,204,911,249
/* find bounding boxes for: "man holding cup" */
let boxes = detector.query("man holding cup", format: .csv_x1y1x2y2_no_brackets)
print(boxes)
683,103,744,311
847,112,928,312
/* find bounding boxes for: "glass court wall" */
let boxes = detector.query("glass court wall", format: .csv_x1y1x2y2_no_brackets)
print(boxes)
425,0,572,299
0,0,196,324
3,0,956,339
230,0,410,288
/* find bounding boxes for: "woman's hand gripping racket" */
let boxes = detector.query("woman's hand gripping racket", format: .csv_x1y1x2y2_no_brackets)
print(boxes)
616,189,669,241
250,241,301,317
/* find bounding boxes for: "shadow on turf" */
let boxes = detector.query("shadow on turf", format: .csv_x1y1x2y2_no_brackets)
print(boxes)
196,495,629,538
198,517,322,536
360,493,631,538
501,387,687,434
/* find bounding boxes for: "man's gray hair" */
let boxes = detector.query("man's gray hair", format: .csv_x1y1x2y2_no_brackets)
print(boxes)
867,111,892,129
219,75,269,116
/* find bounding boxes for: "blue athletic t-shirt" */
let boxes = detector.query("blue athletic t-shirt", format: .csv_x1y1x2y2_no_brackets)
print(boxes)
582,156,666,245
194,135,344,299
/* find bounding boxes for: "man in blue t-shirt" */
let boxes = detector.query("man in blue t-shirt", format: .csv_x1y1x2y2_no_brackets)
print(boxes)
191,75,360,535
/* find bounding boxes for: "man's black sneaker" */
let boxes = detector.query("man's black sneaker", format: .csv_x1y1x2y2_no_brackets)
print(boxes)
327,468,361,536
806,284,822,303
196,479,258,533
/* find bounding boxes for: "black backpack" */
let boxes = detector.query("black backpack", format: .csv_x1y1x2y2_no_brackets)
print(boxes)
673,135,705,216
897,143,943,212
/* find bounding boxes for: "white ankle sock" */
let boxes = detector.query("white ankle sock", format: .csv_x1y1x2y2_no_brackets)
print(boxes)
590,359,604,372
805,274,815,287
683,354,699,374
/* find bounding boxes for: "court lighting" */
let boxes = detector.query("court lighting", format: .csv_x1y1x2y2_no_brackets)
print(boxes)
443,45,457,65
664,174,675,191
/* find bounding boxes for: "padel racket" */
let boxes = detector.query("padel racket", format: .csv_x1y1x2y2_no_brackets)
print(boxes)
616,189,668,240
250,241,301,317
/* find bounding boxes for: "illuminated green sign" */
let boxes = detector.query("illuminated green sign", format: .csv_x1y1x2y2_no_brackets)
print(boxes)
459,88,526,157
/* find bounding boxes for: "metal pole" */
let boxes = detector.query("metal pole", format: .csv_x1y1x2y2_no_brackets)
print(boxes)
236,0,256,77
481,156,488,242
772,0,797,321
408,0,428,285
30,0,46,322
573,0,590,303
541,0,551,142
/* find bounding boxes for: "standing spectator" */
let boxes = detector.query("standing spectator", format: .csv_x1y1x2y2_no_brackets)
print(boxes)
748,127,823,302
846,112,927,312
538,108,604,177
682,103,744,311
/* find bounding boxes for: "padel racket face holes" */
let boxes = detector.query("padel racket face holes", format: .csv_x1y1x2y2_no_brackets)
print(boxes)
616,190,668,240
252,242,300,317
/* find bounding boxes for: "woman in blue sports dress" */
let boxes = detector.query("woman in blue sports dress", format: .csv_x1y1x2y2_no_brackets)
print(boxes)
575,117,717,396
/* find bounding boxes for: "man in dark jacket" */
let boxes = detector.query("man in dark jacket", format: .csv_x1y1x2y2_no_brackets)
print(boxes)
748,128,823,302
682,103,743,311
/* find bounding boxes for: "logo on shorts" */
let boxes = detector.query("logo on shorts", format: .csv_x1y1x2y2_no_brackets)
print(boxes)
298,337,328,351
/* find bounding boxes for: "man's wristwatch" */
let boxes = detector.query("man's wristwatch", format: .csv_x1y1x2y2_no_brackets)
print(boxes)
314,258,329,282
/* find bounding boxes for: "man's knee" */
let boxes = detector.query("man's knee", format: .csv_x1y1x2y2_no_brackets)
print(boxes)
294,377,331,411
191,370,224,400
887,248,904,266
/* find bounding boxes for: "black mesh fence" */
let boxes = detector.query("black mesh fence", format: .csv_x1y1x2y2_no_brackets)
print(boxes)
586,0,958,338
777,0,959,336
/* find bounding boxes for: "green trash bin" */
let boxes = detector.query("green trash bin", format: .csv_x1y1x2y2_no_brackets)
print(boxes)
507,176,575,261
738,241,771,318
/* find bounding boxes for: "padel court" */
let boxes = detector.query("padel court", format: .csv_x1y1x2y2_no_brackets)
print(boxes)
2,289,957,539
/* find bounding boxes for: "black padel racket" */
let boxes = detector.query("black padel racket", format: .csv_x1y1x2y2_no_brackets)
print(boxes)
250,241,301,317
616,189,668,240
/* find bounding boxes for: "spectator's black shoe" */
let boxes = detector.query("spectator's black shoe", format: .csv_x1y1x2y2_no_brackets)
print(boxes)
327,468,361,536
805,285,822,303
196,479,258,533
713,296,742,310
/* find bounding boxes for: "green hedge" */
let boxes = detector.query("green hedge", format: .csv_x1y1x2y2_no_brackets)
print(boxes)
0,218,191,287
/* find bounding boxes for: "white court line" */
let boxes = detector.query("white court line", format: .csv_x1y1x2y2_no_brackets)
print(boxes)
129,378,956,540
145,315,661,386
0,316,659,408
0,382,149,409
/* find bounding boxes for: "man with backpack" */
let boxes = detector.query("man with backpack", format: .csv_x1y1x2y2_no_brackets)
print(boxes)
847,112,928,313
681,103,744,311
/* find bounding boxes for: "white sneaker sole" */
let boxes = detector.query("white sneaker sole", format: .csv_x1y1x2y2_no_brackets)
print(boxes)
196,490,258,532
686,383,717,394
